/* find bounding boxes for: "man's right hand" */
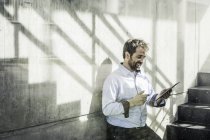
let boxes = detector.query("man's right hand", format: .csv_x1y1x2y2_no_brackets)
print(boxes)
128,91,147,107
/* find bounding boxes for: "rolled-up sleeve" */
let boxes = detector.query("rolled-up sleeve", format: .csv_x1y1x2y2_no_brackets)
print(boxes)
102,75,125,116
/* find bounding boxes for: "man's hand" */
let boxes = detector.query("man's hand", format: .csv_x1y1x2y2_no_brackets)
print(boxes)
128,91,148,107
155,88,172,105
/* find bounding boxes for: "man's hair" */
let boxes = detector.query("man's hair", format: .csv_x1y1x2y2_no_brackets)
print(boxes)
123,39,149,59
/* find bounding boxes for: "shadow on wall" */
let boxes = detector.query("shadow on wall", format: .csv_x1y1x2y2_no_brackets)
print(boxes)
84,58,112,140
0,58,83,133
200,54,210,72
1,0,210,139
89,58,112,113
0,0,116,134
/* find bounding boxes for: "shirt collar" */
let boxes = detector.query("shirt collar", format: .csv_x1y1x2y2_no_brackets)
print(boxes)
119,63,141,76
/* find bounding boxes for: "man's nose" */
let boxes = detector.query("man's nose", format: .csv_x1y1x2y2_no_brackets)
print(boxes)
138,58,143,63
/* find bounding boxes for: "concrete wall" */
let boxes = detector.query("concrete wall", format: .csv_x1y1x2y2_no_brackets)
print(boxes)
0,0,210,139
197,0,210,72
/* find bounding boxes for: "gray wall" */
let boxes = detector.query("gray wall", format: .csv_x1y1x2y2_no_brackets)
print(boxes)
0,0,210,139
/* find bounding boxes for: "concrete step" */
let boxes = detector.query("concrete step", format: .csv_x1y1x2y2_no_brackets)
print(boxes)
197,72,210,86
0,82,56,133
0,81,91,134
0,67,28,86
0,84,30,133
178,103,210,125
0,58,28,84
0,113,106,140
167,121,210,140
188,86,210,104
0,58,28,64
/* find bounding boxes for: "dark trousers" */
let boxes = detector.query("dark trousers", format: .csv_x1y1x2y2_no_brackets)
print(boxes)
106,123,161,140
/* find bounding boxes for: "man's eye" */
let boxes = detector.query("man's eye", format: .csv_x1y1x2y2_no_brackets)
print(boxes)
138,56,145,59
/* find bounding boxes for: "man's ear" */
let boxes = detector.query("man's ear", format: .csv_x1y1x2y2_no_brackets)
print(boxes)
125,52,130,59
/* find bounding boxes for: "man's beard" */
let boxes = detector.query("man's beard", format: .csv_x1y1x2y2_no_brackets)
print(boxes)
128,59,142,71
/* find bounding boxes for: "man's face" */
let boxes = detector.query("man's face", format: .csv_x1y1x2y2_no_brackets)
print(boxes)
128,47,146,71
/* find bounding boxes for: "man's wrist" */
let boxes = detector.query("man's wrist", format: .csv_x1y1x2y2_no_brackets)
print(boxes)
127,100,134,107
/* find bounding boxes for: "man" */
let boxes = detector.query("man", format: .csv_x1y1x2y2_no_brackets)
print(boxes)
102,39,172,140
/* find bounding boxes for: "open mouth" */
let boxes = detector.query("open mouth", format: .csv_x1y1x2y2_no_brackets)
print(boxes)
135,62,141,71
135,62,141,68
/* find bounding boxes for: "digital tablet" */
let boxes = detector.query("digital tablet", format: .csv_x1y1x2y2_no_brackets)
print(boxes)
156,82,180,100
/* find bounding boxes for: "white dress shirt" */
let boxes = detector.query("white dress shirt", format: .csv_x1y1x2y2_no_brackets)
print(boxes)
102,64,165,128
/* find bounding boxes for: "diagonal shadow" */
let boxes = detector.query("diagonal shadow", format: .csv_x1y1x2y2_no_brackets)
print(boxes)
146,104,171,133
2,0,176,134
144,63,173,89
29,5,94,65
0,6,92,93
53,26,93,64
95,12,125,44
155,108,170,132
108,8,173,88
60,0,120,64
146,56,173,86
110,14,133,38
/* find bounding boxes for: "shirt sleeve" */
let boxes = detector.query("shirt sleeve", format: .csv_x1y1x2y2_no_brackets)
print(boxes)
149,94,166,107
102,75,125,116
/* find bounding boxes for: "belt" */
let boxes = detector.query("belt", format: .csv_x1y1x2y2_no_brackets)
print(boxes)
107,123,146,130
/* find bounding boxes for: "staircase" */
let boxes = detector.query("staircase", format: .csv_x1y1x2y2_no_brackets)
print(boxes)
167,72,210,140
0,58,58,133
0,58,106,140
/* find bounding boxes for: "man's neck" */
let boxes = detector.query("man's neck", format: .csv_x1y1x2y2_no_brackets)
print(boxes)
122,62,133,72
122,62,141,73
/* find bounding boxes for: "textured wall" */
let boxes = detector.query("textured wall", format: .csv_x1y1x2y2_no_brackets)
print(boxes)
0,0,209,139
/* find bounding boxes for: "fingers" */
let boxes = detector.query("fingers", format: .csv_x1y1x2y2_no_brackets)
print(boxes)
138,90,145,95
138,91,149,96
136,94,147,99
136,94,147,102
162,90,172,99
129,91,148,106
140,94,148,97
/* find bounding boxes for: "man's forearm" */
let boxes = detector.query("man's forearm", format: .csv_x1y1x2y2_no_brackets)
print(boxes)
102,101,125,116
